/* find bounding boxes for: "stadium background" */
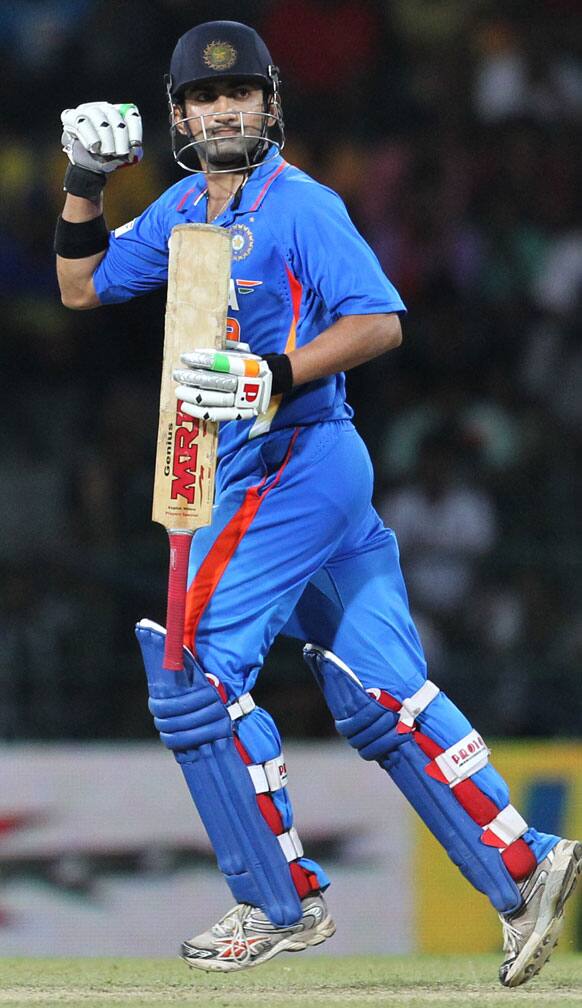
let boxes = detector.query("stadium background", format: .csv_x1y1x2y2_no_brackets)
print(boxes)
0,0,581,956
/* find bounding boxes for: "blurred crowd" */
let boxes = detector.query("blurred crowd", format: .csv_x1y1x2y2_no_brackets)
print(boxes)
1,0,581,741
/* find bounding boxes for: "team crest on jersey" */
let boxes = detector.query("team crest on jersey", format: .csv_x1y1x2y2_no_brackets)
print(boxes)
230,224,254,261
203,40,237,71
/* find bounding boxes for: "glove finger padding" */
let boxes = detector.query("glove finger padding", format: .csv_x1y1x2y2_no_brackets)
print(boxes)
61,101,142,172
62,107,101,153
180,348,265,378
116,103,143,149
175,348,274,419
175,385,234,408
82,103,125,157
180,401,257,422
173,369,238,393
175,375,270,417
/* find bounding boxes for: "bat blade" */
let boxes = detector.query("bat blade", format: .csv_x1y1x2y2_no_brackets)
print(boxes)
152,223,231,669
153,223,231,529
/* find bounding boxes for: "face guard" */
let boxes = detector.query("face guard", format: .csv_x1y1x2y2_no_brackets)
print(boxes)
166,67,285,174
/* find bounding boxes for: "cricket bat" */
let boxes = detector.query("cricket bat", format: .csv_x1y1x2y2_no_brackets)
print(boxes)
152,223,231,671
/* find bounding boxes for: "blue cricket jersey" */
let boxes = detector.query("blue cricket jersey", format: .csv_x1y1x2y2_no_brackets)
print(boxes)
93,155,405,459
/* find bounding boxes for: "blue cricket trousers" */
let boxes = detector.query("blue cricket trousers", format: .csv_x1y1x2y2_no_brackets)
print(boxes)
184,419,556,891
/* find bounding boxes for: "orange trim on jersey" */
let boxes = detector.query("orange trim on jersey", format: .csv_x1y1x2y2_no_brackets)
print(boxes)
286,264,302,326
183,427,301,652
284,264,302,354
247,266,302,440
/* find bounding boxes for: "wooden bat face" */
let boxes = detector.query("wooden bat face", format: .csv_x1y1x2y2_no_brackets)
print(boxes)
152,224,231,532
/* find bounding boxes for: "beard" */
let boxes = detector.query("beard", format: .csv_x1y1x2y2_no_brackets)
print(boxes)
199,130,263,168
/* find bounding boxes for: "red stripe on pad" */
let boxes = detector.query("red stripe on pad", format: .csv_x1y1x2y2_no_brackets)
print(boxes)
502,841,537,880
290,862,319,899
373,691,536,881
367,688,400,713
233,732,319,897
233,735,252,765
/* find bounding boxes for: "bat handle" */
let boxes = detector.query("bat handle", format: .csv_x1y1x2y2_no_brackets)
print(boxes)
163,530,194,671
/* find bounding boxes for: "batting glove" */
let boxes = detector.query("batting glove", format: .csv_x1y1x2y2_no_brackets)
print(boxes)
174,346,273,422
61,101,143,173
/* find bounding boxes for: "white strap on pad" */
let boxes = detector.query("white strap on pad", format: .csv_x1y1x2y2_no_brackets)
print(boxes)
398,679,440,729
278,826,304,862
225,690,289,795
248,755,289,794
483,804,528,847
227,692,256,721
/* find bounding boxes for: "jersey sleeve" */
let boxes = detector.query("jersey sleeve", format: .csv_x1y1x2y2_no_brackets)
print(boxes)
276,178,405,319
93,196,170,305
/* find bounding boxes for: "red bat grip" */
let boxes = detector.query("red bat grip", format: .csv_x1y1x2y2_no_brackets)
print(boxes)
163,530,194,671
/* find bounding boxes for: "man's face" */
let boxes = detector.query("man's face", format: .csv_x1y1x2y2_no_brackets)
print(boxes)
176,78,266,167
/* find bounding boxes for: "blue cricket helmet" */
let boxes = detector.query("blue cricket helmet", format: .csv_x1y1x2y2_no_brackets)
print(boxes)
169,20,278,100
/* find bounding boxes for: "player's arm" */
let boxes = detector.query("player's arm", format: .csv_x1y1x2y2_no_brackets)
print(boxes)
287,311,402,386
174,190,405,421
173,184,405,422
173,312,401,423
54,102,142,310
56,192,106,309
280,180,405,385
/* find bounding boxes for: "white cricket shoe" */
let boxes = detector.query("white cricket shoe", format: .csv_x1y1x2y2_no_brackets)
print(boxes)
181,893,335,972
498,838,582,987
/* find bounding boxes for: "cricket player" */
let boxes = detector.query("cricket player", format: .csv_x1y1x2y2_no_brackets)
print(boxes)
55,20,581,986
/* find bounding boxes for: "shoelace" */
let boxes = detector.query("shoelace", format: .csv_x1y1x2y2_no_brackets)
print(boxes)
500,916,522,954
211,905,253,966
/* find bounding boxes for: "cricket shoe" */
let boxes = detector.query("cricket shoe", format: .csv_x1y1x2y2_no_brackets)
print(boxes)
181,893,335,972
498,838,582,987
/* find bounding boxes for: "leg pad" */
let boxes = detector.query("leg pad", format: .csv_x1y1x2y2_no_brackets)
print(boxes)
136,620,302,926
305,643,525,913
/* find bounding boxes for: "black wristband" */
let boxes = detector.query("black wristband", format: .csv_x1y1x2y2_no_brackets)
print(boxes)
54,214,109,258
63,162,107,201
263,353,293,395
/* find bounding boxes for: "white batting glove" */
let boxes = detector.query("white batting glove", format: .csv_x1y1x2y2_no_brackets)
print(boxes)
61,101,143,174
174,346,273,422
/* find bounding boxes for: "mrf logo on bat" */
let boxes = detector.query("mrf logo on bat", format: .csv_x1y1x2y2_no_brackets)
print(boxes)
165,400,205,504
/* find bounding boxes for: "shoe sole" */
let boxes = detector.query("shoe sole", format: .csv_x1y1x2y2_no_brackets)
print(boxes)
182,913,336,973
501,840,582,988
